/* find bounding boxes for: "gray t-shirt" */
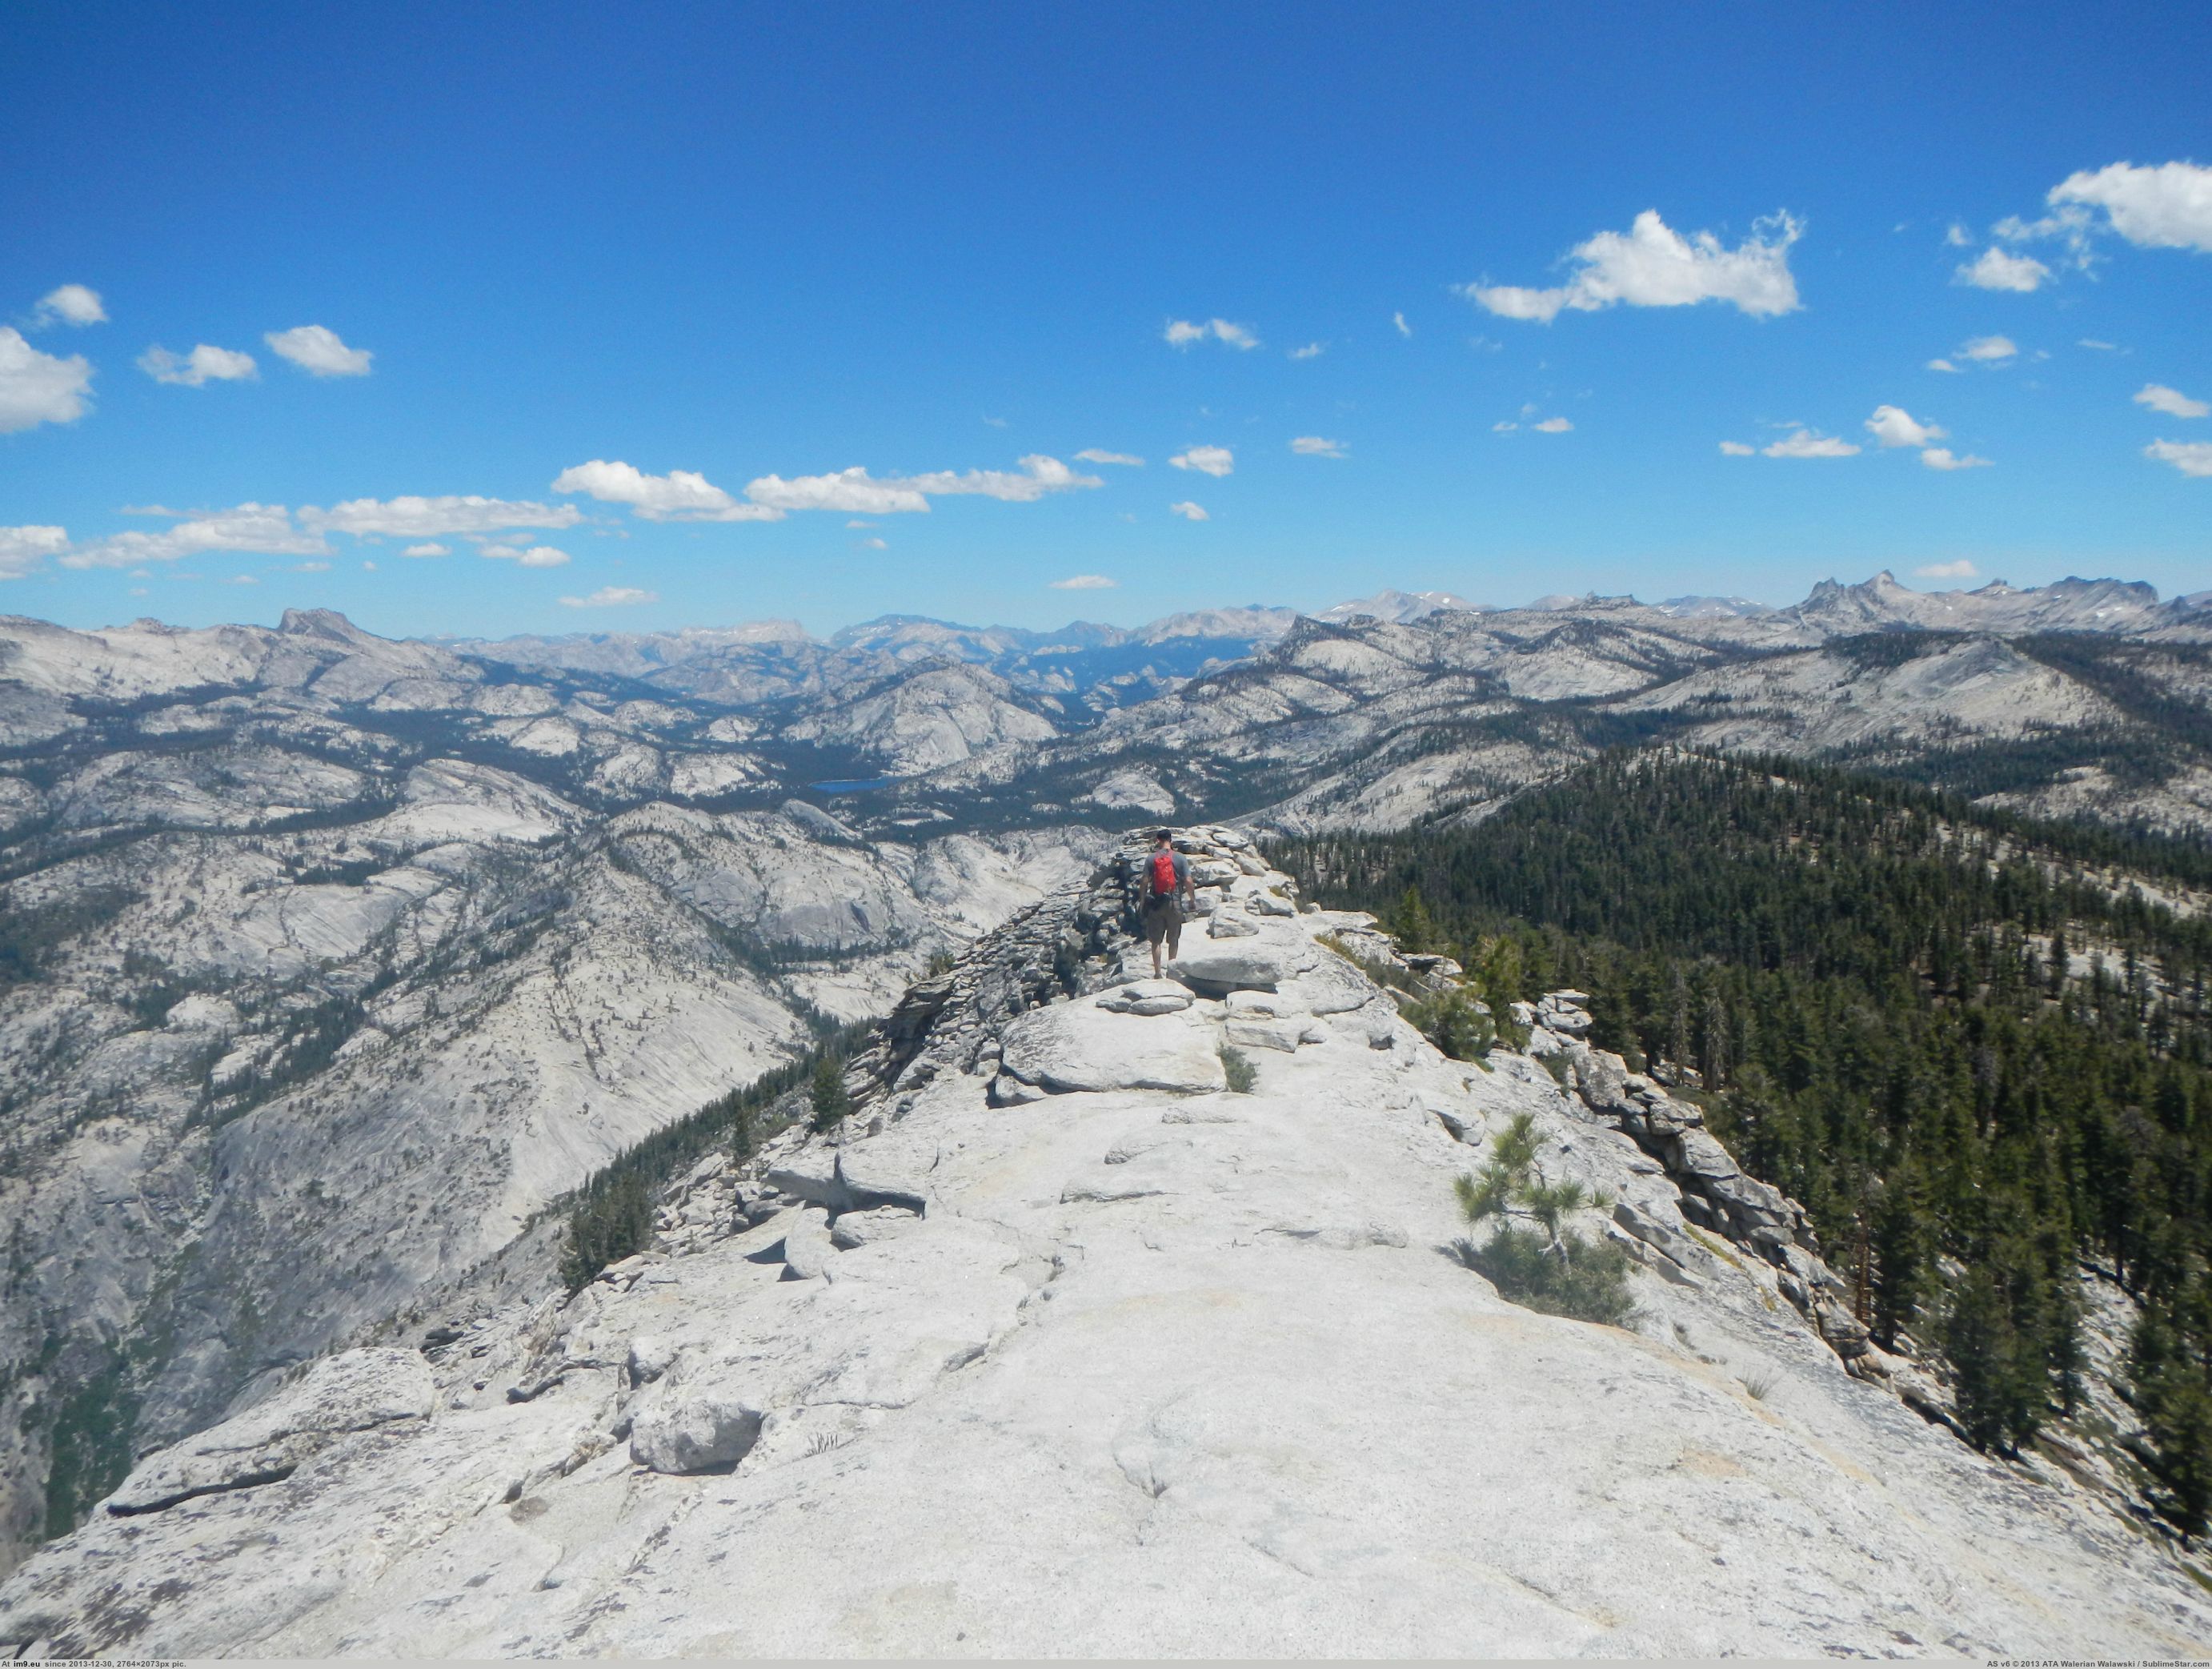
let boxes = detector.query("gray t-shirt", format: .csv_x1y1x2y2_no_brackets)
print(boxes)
1140,849,1190,902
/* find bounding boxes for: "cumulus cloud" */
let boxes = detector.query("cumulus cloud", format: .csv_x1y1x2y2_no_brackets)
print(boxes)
1169,444,1234,477
1051,574,1117,589
901,455,1104,500
32,284,106,327
58,504,329,569
559,586,657,607
1393,311,1412,337
1290,435,1347,457
1462,209,1801,323
744,454,1100,515
138,343,258,387
1075,448,1144,466
402,542,449,557
1958,247,2051,291
1164,318,1259,350
1916,560,1981,579
2146,439,2212,477
303,495,581,538
0,327,94,432
1168,500,1208,520
1945,223,1974,248
264,324,373,377
2135,383,2210,419
1921,448,1992,470
1718,440,1754,455
0,525,70,579
481,544,571,568
1927,358,1962,373
1533,416,1573,433
2048,161,2212,254
551,459,779,521
1761,429,1860,459
1865,404,1948,448
1290,342,1324,359
1961,335,2018,363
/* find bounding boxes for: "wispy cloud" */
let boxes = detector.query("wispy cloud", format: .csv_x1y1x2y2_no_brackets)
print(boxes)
1865,404,1946,448
1168,500,1208,521
2078,339,2122,351
1926,358,1961,373
2146,439,2212,477
1164,317,1259,350
403,542,449,557
1075,448,1144,466
1290,435,1346,457
264,324,372,376
1761,429,1860,459
1921,448,1992,470
1289,342,1325,359
31,284,106,327
744,454,1103,514
1532,416,1573,433
1718,440,1754,455
138,343,257,387
1956,247,2050,291
1916,560,1981,578
0,327,93,432
58,504,327,569
2135,383,2209,419
306,495,581,537
1944,223,1974,249
1393,311,1412,338
1462,209,1801,323
1052,574,1116,589
1169,444,1233,477
560,586,658,607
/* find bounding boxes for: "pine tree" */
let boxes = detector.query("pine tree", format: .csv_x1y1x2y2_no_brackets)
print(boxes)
809,1054,851,1133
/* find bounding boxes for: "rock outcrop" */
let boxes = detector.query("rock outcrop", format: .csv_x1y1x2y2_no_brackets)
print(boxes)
3,834,2206,1659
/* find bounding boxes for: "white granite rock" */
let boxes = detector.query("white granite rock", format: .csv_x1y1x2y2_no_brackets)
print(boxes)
1000,1002,1227,1095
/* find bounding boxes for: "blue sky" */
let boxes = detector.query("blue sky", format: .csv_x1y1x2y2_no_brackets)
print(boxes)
2,0,2207,639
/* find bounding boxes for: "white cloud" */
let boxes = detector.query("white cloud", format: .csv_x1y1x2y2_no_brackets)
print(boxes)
1168,500,1208,520
1289,342,1324,359
2146,439,2212,477
982,415,1007,427
1944,223,1974,248
1961,335,2018,363
479,544,571,568
743,454,1100,515
362,560,378,571
291,560,331,572
1169,444,1233,477
551,459,778,521
1290,435,1346,457
1957,247,2051,292
1865,404,1948,448
223,573,259,586
1492,421,1518,432
1921,447,1992,470
0,327,94,432
1462,209,1801,323
304,495,581,537
858,536,888,550
1718,440,1754,456
1916,560,1981,578
2135,383,2210,419
138,343,258,387
1926,357,1962,373
32,284,106,327
1051,574,1117,589
1075,448,1144,466
58,504,329,569
1532,416,1573,433
2049,161,2212,254
845,519,873,528
264,324,373,377
1393,311,1412,337
1761,429,1860,459
1164,317,1259,350
402,542,449,557
559,586,657,607
2078,339,2121,351
0,525,70,579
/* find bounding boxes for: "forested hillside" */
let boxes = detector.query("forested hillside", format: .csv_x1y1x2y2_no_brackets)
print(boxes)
1276,752,2212,1538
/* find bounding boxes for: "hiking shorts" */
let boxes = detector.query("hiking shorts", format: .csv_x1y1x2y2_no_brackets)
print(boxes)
1141,896,1182,947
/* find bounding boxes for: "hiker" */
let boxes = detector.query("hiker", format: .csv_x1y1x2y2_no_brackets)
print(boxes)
1140,828,1195,978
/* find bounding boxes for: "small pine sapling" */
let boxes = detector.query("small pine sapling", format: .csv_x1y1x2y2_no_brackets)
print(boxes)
1452,1112,1633,1326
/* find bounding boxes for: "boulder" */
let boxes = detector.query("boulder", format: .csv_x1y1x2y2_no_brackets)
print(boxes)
1207,912,1260,939
781,1212,838,1281
1000,1002,1228,1095
1096,979,1196,1016
1168,941,1312,994
830,1208,922,1250
1225,1017,1301,1054
627,1336,679,1385
629,1388,766,1474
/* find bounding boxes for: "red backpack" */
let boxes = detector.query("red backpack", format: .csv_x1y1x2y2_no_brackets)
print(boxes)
1149,850,1179,898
